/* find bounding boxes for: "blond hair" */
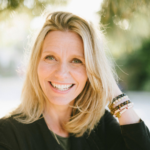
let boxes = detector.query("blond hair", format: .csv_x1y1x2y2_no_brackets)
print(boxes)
10,11,119,137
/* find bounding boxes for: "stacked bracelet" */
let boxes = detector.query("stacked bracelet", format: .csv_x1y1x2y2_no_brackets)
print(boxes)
108,93,133,118
110,100,131,114
114,103,134,118
108,94,129,110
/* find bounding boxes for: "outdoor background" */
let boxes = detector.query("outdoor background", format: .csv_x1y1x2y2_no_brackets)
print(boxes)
0,0,150,129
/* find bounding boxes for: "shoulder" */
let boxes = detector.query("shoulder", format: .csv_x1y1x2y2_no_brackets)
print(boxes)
98,109,121,133
87,109,124,149
94,109,122,141
0,116,35,143
0,115,45,150
0,115,26,133
0,116,23,140
98,109,120,128
0,115,43,136
0,116,19,149
0,116,17,133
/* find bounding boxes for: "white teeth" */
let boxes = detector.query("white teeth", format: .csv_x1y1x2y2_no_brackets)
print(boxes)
50,82,73,91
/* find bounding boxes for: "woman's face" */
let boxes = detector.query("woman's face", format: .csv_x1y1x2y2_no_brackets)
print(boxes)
37,31,88,106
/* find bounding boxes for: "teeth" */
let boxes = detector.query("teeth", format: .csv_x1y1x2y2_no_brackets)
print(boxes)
50,82,73,91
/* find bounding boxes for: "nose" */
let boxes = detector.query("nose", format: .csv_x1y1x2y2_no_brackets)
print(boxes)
54,62,70,80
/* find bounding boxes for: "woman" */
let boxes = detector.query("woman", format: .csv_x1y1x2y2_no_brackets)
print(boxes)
0,11,150,150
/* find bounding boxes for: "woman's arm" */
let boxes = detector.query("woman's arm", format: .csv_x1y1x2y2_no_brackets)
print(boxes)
112,84,141,125
102,83,150,150
95,109,150,150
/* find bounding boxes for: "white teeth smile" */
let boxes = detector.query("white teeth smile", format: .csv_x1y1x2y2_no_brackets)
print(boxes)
50,82,74,91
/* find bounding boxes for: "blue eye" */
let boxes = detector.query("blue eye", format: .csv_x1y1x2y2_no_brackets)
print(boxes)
45,55,55,60
72,59,82,64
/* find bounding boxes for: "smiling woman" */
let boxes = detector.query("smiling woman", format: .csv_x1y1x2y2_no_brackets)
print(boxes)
0,11,150,150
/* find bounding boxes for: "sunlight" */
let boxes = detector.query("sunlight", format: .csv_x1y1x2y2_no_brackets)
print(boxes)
30,0,103,30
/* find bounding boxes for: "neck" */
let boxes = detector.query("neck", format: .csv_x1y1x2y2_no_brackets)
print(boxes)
43,101,73,137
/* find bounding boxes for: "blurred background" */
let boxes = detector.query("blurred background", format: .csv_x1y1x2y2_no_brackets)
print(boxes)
0,0,150,128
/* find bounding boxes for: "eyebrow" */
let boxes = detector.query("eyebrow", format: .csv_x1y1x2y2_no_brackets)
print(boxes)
42,50,85,60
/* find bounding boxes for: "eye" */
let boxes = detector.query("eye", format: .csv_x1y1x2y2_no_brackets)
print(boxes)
45,55,55,60
72,58,82,64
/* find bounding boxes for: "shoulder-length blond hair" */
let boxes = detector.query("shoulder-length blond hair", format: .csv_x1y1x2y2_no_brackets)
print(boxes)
10,11,119,137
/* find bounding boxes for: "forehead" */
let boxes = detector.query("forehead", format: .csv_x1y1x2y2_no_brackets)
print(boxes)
42,31,84,55
44,30,82,43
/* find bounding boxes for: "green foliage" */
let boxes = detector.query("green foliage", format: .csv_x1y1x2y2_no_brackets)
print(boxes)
99,0,150,28
99,0,150,91
116,40,150,91
0,0,68,20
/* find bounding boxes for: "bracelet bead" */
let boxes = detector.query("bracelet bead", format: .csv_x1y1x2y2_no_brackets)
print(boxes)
111,100,131,114
108,93,134,118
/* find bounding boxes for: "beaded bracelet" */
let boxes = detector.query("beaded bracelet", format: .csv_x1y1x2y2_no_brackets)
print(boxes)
110,100,131,114
108,93,127,109
114,103,133,115
112,93,127,103
108,95,130,110
112,95,129,105
108,93,134,118
114,103,134,118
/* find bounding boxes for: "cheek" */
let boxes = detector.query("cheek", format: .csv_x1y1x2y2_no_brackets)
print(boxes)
37,62,52,78
71,66,88,83
37,62,54,91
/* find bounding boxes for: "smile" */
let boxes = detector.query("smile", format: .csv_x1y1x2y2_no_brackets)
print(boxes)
49,82,74,91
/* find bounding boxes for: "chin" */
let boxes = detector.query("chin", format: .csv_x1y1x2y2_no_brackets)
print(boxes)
47,97,75,106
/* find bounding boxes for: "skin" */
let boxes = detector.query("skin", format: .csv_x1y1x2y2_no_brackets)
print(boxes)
37,31,88,137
